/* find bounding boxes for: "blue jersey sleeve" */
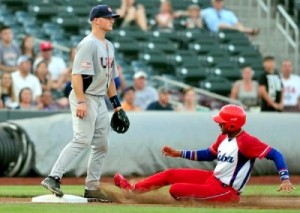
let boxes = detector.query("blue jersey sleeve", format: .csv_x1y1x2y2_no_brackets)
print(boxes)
181,148,216,161
265,148,290,180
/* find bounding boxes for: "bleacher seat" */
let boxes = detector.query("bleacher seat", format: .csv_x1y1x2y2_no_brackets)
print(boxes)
176,65,207,86
0,0,265,99
200,75,233,96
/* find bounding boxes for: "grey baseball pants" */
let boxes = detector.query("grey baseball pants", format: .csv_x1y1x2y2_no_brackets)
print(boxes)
50,90,110,190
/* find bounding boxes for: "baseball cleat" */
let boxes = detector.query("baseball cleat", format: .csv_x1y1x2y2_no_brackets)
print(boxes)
84,189,114,202
41,176,64,198
114,173,134,192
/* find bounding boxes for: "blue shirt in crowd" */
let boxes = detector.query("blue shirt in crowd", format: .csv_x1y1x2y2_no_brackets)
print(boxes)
202,7,238,32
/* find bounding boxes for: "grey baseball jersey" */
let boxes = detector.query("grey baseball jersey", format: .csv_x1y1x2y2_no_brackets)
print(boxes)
49,33,118,190
72,33,118,95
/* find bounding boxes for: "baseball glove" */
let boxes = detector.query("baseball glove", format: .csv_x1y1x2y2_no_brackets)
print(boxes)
110,109,130,133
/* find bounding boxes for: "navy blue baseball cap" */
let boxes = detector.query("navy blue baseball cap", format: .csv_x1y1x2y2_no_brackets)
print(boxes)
89,5,120,21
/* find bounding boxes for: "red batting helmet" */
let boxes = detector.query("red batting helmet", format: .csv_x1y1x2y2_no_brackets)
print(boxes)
213,104,246,131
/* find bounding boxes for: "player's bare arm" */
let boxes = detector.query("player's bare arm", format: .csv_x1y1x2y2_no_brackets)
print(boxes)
72,74,87,119
107,79,121,112
265,147,295,193
162,146,181,157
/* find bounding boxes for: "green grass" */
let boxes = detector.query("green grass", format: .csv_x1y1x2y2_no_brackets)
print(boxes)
0,185,299,213
0,204,299,213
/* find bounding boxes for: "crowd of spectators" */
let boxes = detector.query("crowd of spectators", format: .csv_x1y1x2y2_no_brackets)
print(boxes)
0,25,70,111
0,0,299,113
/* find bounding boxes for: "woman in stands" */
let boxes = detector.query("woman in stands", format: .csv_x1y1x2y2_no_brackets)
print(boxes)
230,65,259,111
20,35,36,65
185,4,203,29
34,60,53,92
0,72,18,109
155,0,175,31
16,87,42,110
176,87,209,112
116,0,148,31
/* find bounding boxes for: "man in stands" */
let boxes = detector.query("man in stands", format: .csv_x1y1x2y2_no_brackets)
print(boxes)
12,55,42,103
133,71,158,110
280,60,300,112
258,56,284,112
33,41,67,83
0,25,21,73
202,0,259,35
147,86,173,111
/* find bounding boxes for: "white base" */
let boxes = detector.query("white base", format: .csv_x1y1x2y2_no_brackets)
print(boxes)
32,194,88,203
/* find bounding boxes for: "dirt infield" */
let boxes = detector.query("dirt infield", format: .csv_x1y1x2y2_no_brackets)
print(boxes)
1,175,300,185
0,176,299,209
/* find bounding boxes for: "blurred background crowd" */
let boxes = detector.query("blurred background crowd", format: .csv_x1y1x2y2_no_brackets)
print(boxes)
0,0,300,113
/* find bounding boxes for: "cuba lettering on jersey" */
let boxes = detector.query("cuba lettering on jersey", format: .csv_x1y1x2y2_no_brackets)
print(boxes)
209,131,271,192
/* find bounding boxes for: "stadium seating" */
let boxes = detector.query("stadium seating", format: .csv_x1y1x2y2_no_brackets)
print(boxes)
0,0,264,97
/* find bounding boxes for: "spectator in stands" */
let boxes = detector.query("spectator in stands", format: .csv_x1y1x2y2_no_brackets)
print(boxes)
16,87,42,110
230,65,259,111
202,0,259,35
12,55,42,103
33,41,67,82
34,60,53,92
177,87,209,111
40,90,66,111
0,25,21,73
115,64,128,93
133,71,158,110
147,86,173,111
121,86,141,111
258,56,284,112
155,0,175,31
116,0,148,31
185,4,203,29
0,72,18,109
280,60,300,112
20,35,36,64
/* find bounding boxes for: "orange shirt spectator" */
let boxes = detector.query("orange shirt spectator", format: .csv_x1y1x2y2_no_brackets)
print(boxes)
121,86,141,112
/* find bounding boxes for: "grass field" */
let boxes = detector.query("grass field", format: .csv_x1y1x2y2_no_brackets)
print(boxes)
0,184,299,213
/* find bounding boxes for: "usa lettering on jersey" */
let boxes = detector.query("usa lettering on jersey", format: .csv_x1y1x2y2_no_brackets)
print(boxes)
100,57,114,69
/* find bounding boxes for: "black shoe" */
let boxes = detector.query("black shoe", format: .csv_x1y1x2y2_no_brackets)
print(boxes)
41,176,64,198
84,189,114,203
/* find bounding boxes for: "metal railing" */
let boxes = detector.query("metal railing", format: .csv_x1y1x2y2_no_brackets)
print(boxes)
33,37,71,52
256,0,272,43
151,75,243,106
276,5,299,74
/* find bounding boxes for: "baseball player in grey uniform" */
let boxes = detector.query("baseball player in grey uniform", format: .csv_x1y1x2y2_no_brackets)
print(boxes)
41,5,130,202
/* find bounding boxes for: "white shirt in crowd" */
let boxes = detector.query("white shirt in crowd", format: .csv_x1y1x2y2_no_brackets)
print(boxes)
134,86,158,110
12,71,42,101
34,56,67,81
281,74,300,106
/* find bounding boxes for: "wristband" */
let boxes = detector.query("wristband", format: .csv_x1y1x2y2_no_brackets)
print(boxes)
181,150,196,160
109,95,121,109
279,170,289,181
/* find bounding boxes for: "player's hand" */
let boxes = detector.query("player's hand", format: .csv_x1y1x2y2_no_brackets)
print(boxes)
76,102,87,119
162,146,181,158
277,179,295,193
